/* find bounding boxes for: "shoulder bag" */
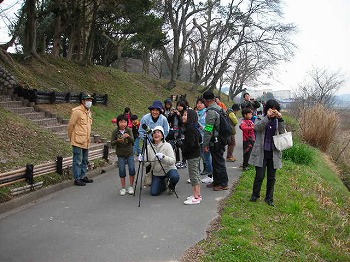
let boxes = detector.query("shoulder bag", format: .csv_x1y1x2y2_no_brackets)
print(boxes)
273,121,293,151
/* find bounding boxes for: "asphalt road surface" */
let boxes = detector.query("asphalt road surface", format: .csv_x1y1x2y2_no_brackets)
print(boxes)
0,132,243,262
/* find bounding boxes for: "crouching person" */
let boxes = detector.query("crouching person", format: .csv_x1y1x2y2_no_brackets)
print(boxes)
145,126,180,196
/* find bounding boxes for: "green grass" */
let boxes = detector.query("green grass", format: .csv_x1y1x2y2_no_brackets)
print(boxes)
191,152,350,261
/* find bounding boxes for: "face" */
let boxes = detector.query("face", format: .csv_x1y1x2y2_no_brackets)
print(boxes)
151,108,161,118
182,111,188,123
165,103,172,109
118,119,128,129
83,99,93,109
152,130,163,143
245,112,253,120
244,94,250,101
177,104,184,112
196,100,205,110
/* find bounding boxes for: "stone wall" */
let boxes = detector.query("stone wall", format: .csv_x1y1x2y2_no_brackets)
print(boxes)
0,65,18,95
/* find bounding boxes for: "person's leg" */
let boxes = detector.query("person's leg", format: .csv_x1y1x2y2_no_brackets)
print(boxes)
150,175,166,196
167,169,180,188
210,146,228,187
118,156,126,185
242,141,249,167
72,146,82,181
81,148,89,178
226,134,236,159
265,158,276,203
251,160,267,200
127,155,136,193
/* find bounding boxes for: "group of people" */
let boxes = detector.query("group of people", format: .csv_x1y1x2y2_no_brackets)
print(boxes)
68,90,286,207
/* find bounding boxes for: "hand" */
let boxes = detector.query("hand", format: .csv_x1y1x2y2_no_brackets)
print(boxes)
155,152,165,160
138,154,144,162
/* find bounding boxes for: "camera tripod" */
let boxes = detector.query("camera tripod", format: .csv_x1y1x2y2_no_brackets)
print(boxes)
133,132,179,207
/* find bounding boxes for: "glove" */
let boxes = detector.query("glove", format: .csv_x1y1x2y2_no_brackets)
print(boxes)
155,152,165,160
138,154,144,162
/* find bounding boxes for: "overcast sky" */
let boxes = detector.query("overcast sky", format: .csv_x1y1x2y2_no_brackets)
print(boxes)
1,0,349,94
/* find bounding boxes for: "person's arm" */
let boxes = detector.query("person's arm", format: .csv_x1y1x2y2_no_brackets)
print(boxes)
229,112,238,126
67,110,79,139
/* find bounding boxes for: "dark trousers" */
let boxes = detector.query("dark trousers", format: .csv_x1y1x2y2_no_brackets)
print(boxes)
252,151,276,202
243,140,254,167
209,143,228,187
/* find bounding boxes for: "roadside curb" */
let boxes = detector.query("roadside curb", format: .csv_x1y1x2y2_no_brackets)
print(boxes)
0,163,116,214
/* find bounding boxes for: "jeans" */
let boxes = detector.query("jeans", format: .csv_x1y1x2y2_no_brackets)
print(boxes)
72,146,89,181
201,144,213,174
150,169,180,196
133,137,141,156
209,142,228,187
118,155,136,178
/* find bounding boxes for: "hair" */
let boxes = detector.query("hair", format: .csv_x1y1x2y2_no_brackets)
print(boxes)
185,109,198,124
243,92,250,99
176,100,187,110
124,107,132,114
241,108,252,117
130,114,138,121
263,99,281,115
116,114,128,125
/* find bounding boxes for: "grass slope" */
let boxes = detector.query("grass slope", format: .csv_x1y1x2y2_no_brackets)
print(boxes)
182,145,350,261
1,56,202,172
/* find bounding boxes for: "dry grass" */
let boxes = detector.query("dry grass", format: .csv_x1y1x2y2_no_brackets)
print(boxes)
299,105,339,152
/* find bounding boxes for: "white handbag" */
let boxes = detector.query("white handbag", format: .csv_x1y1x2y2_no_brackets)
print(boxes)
273,121,293,151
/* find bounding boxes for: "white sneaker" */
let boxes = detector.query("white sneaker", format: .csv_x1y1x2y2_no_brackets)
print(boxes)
127,186,134,195
201,176,213,184
119,188,126,196
187,178,191,183
184,196,201,205
186,195,202,201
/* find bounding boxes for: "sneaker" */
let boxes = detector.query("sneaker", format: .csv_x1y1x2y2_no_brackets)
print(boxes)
187,178,191,183
186,195,202,201
74,180,86,186
201,176,213,184
127,186,134,195
119,188,126,196
80,176,93,183
226,157,237,162
184,196,201,205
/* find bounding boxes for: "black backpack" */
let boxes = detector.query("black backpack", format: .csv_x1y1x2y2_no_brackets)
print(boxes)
208,107,232,145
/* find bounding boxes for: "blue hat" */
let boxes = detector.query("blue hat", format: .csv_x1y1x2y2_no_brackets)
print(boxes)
148,100,163,111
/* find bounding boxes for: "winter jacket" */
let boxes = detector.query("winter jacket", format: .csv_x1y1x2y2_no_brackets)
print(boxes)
203,103,221,147
239,119,255,142
248,116,286,169
67,104,93,149
110,127,134,157
139,113,170,139
228,110,238,135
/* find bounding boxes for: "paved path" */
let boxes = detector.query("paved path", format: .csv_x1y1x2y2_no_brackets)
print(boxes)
0,132,243,262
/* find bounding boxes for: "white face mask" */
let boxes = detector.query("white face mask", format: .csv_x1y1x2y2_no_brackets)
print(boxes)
85,101,92,109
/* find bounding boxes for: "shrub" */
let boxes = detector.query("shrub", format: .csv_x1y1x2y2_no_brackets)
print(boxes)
299,104,339,152
283,142,315,165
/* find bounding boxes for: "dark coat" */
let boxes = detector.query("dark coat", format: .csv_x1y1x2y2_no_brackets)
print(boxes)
182,109,201,160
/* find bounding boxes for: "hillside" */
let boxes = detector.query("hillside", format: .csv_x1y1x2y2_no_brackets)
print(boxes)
0,56,210,172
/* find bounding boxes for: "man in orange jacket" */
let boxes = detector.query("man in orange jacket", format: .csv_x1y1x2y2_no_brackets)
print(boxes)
67,94,94,186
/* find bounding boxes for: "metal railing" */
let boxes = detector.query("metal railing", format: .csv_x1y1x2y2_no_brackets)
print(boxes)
0,144,112,188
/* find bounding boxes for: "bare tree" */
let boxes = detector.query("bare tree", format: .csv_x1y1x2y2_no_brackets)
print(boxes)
186,0,295,96
294,67,346,109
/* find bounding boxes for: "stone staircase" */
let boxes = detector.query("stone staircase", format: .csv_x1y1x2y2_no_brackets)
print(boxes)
0,95,106,149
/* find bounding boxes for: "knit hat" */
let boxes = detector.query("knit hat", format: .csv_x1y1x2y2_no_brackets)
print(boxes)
148,100,163,111
152,126,164,136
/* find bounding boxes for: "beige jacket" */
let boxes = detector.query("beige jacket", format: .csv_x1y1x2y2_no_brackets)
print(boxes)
67,104,93,149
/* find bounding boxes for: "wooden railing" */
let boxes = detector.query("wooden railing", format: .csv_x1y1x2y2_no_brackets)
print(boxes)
0,144,112,188
13,85,108,105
